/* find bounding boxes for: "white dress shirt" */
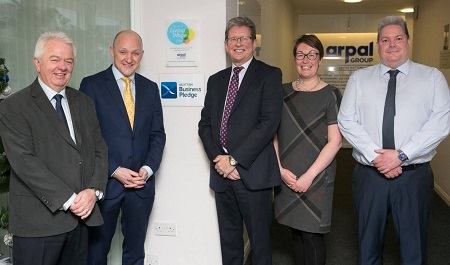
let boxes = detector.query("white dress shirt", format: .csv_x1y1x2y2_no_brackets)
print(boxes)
338,60,450,165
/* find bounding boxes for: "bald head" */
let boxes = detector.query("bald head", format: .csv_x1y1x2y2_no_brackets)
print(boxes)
113,30,143,49
110,30,144,77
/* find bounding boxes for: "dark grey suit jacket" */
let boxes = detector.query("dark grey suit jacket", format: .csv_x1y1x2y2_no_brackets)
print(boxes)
0,78,108,237
199,59,283,192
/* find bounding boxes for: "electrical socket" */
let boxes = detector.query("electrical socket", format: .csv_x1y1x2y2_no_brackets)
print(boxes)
145,254,158,265
154,221,177,236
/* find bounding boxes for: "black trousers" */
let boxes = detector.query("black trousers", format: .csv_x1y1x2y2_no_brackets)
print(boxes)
215,180,274,265
291,228,325,265
13,221,88,265
352,163,433,265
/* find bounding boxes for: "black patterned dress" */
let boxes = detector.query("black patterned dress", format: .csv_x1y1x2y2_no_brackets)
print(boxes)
274,83,342,234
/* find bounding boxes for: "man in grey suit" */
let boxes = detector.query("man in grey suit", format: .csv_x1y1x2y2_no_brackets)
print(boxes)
0,32,108,265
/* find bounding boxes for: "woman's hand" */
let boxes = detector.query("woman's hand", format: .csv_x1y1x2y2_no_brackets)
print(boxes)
280,168,298,190
293,173,314,193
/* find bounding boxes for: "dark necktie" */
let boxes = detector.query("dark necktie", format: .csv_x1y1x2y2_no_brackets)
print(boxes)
54,94,70,132
220,66,244,147
382,69,399,149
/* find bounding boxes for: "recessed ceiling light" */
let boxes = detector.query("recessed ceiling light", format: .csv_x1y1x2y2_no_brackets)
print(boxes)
400,8,414,13
344,0,362,3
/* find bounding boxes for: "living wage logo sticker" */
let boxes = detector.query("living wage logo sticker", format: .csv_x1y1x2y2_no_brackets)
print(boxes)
167,21,195,45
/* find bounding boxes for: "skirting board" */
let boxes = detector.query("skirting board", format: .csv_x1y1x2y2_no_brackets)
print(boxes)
244,240,251,264
435,183,450,207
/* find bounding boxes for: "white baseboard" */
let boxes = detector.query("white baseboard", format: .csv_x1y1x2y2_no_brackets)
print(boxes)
243,240,251,264
435,183,450,206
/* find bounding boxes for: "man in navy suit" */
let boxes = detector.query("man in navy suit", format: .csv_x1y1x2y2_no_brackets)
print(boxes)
80,30,166,265
198,17,283,265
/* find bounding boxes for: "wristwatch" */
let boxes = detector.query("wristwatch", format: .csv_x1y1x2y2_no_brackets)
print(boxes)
91,187,104,201
397,149,408,162
229,155,238,166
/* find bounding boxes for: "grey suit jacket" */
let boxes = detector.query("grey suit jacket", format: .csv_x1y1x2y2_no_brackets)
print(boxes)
0,78,108,237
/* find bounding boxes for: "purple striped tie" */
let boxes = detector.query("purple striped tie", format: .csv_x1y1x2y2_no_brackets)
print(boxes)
220,66,243,147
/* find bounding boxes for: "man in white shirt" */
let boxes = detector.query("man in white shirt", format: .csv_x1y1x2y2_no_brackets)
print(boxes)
338,16,450,265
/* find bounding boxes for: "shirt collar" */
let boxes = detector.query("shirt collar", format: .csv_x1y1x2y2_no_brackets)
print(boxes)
380,59,411,76
111,64,136,84
38,77,67,101
232,56,253,71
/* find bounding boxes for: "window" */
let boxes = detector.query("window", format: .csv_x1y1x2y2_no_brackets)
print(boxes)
0,0,130,92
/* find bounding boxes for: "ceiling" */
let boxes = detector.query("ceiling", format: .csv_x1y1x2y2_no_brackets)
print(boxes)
240,0,416,16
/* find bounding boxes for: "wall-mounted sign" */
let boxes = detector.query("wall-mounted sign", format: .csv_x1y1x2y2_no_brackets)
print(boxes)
443,24,449,50
166,19,197,67
315,33,379,92
315,33,379,149
440,50,450,69
159,73,204,107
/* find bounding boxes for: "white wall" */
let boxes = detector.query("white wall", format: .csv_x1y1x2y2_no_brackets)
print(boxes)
413,0,450,205
131,0,233,264
258,0,296,82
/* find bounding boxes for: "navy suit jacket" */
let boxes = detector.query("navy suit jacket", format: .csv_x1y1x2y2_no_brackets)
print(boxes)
199,59,283,192
80,66,166,199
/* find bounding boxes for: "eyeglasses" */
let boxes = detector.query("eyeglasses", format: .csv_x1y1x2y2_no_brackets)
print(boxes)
295,52,319,60
226,36,253,44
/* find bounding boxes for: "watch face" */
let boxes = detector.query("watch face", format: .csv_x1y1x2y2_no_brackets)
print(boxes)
399,153,407,161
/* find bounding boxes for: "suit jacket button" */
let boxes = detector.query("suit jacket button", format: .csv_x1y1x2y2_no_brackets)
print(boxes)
79,161,83,165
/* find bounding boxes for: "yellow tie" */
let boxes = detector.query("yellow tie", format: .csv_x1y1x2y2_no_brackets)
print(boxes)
121,77,135,129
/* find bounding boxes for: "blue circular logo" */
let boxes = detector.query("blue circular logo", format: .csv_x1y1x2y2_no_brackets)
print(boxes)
167,22,189,45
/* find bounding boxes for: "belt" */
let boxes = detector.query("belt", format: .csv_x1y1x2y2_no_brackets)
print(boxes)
401,162,428,171
358,162,428,172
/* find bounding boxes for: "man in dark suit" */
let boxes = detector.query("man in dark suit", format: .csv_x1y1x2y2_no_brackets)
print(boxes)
0,32,108,265
80,30,166,265
198,17,283,265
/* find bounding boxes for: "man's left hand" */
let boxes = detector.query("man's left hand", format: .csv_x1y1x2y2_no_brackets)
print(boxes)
124,167,147,189
373,149,402,174
213,155,236,177
226,168,241,180
70,189,96,220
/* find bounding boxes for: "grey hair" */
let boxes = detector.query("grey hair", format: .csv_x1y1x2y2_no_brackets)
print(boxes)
34,32,76,61
225,17,256,41
377,16,410,41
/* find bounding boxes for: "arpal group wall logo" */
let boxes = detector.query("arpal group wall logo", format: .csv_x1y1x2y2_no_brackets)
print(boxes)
161,82,177,99
167,21,196,45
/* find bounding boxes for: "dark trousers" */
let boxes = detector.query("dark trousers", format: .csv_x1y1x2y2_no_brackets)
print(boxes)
215,180,274,265
13,222,88,265
291,228,325,265
352,163,433,265
88,190,154,265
